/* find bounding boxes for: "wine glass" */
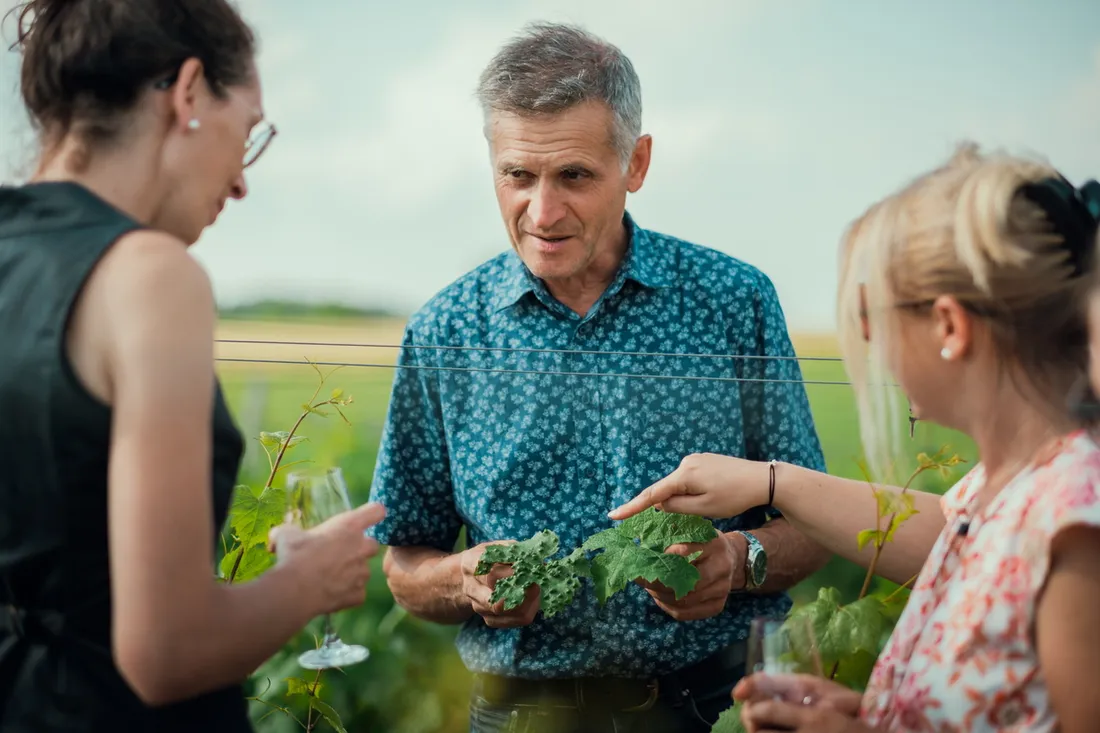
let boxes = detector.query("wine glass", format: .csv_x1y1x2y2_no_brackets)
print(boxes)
746,616,799,677
745,617,804,731
286,466,370,670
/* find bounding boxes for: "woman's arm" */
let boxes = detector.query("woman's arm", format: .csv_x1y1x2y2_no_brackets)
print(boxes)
1035,524,1100,732
95,232,382,705
610,454,946,585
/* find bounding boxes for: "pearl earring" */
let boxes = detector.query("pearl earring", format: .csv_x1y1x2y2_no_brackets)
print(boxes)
940,347,953,360
187,118,201,131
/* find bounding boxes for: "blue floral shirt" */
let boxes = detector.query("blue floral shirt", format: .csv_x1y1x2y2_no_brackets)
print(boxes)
368,212,825,680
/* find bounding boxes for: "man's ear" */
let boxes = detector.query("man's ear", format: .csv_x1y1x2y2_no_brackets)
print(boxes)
626,134,652,194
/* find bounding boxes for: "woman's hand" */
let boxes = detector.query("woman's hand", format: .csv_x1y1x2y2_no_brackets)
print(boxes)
734,673,863,713
269,502,386,617
735,674,867,733
741,698,873,733
608,453,772,521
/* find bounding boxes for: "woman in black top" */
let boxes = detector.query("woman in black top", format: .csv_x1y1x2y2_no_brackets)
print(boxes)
0,1,386,731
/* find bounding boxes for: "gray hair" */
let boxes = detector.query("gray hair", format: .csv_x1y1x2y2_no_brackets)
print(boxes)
476,21,643,169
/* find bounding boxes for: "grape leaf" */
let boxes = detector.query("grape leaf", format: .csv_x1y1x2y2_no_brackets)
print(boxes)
473,531,590,619
833,648,879,692
220,540,275,583
259,431,308,451
711,703,746,733
474,511,718,616
476,531,560,574
227,483,286,549
590,543,702,604
309,699,347,733
785,588,887,667
857,529,882,551
285,677,322,697
287,693,347,733
583,509,717,605
618,507,719,549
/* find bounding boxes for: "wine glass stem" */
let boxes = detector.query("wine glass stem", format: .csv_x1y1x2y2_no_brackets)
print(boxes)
320,614,337,646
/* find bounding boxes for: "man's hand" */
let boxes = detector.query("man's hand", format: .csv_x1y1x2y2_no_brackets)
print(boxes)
459,541,541,628
637,533,745,621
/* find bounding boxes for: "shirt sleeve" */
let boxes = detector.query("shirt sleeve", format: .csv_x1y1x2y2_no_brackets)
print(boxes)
737,272,827,506
1023,451,1100,603
366,325,463,552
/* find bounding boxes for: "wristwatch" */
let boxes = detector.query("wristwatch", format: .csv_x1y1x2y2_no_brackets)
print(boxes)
735,531,767,590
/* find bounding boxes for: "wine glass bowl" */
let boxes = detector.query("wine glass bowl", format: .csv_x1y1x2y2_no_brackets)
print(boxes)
286,466,371,670
747,617,799,676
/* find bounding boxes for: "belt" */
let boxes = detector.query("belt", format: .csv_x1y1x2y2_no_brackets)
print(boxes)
472,641,747,713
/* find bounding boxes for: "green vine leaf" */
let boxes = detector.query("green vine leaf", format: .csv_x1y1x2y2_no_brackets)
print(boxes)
302,403,331,417
259,431,308,451
785,588,887,669
475,532,591,618
285,677,322,697
220,540,275,584
711,702,747,733
615,507,719,550
583,509,717,605
310,699,347,733
227,484,286,551
857,529,883,551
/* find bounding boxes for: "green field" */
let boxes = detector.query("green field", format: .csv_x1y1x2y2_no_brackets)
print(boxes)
215,319,974,733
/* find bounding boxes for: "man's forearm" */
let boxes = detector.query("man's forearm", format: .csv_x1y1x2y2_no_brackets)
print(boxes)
729,518,831,594
382,546,474,625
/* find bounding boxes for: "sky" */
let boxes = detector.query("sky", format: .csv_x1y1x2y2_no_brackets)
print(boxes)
0,0,1098,331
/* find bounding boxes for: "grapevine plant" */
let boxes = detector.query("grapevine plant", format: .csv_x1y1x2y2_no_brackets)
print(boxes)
219,360,356,733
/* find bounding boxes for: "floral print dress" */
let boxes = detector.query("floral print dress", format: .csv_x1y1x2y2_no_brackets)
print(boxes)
861,429,1100,732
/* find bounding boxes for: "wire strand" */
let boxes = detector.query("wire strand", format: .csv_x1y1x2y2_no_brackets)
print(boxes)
215,338,845,364
214,357,861,386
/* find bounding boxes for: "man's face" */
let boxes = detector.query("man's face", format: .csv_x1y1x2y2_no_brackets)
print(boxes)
488,101,650,283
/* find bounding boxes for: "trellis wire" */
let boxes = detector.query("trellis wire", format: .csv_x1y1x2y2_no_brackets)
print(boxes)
214,356,878,388
215,338,846,364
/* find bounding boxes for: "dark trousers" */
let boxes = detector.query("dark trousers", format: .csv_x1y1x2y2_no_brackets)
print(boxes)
468,643,745,733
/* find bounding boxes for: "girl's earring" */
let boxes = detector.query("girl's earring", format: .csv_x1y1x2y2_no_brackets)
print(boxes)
940,347,953,360
187,119,201,131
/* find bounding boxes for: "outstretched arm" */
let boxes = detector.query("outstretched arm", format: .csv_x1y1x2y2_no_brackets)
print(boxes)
611,455,946,586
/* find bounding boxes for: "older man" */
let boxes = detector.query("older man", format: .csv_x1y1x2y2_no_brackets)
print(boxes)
369,21,830,733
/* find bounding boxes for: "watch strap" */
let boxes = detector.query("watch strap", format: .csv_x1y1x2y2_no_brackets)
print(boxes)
737,530,765,590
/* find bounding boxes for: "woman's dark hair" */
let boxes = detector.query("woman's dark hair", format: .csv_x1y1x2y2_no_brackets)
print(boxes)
8,0,256,145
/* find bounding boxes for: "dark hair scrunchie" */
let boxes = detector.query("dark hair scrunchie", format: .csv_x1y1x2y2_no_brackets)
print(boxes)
1018,175,1100,278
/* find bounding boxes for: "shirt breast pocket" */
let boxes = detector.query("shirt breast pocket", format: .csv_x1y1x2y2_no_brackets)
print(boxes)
628,376,744,484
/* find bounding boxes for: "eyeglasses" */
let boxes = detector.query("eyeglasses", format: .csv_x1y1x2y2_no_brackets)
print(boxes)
244,120,277,169
153,68,277,169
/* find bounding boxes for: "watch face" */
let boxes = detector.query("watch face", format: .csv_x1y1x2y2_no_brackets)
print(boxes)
750,551,767,585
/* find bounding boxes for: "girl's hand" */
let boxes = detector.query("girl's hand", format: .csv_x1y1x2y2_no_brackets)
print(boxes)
608,453,772,520
741,698,872,733
734,673,862,714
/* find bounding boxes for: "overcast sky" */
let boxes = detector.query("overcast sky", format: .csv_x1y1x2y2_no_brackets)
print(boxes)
1,0,1098,331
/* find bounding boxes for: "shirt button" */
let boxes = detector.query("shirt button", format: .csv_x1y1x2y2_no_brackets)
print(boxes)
585,468,596,478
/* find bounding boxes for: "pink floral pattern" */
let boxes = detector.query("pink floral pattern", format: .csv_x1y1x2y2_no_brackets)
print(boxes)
861,430,1100,732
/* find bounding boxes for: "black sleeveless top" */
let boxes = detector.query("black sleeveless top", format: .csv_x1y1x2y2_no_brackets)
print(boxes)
0,182,252,732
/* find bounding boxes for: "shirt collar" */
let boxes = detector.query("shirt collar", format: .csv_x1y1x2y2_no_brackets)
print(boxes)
490,211,676,313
